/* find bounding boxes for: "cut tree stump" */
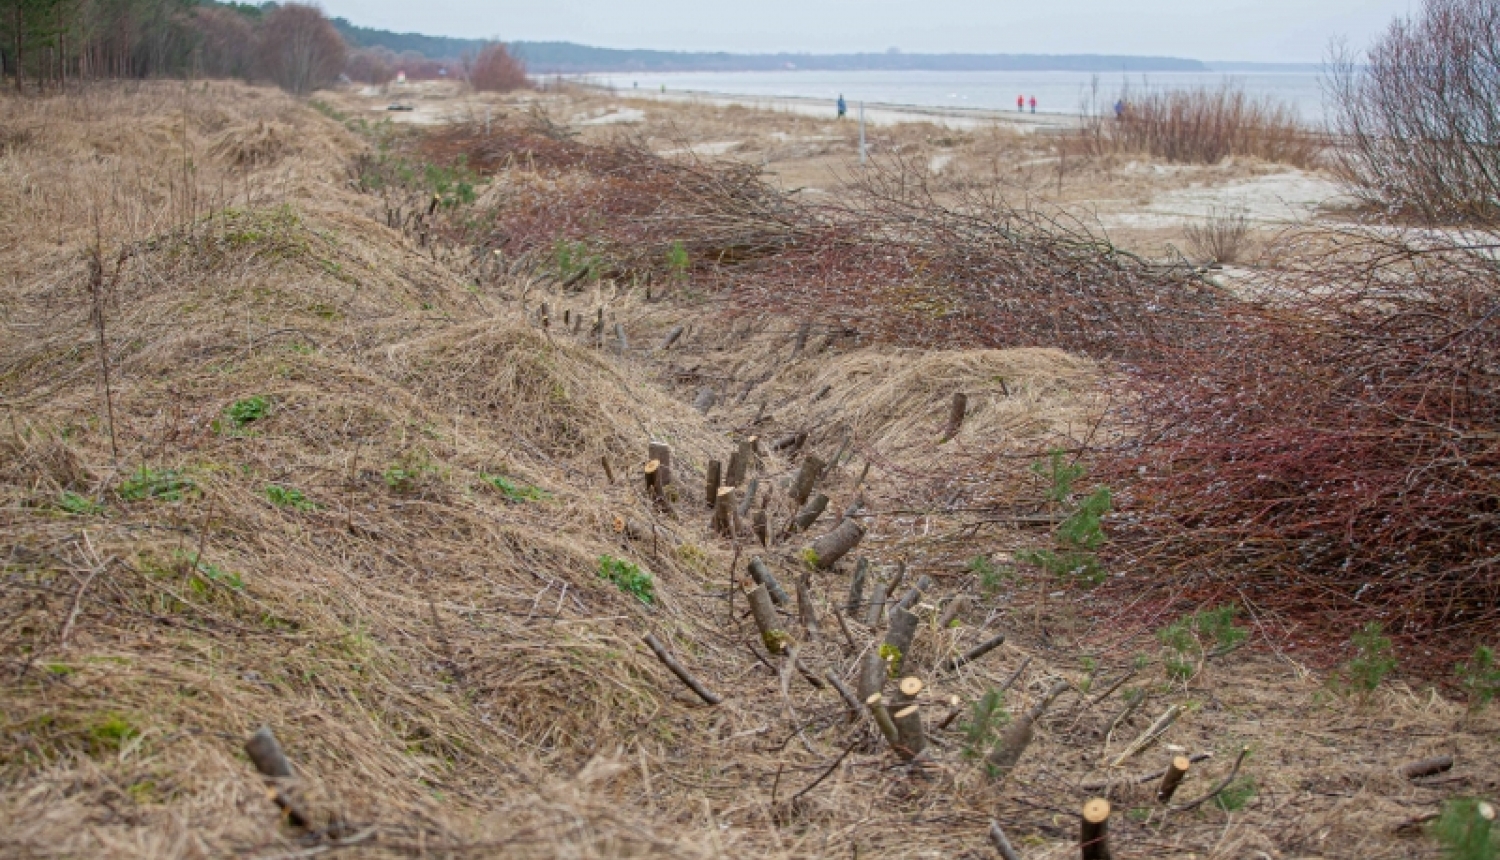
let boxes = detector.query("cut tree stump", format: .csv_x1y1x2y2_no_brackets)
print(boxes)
1157,755,1191,803
1081,798,1112,860
746,583,789,654
845,557,869,617
856,650,885,704
704,460,723,508
614,323,628,354
938,392,968,443
737,478,759,518
726,438,754,487
771,432,806,454
790,493,830,533
713,485,738,537
752,508,768,546
795,570,821,641
792,321,812,355
244,726,311,828
694,388,716,414
936,595,969,631
863,579,889,627
882,606,920,676
647,442,675,489
891,676,927,758
865,693,903,753
986,681,1069,781
807,519,865,570
659,325,685,351
789,456,826,507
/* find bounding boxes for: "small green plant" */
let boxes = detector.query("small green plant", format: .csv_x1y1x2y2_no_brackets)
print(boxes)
1457,646,1500,710
1157,604,1246,681
967,554,1010,594
666,240,690,280
88,713,140,752
118,467,194,502
1214,776,1257,812
1335,622,1397,698
1015,450,1111,586
598,555,655,605
265,484,317,511
57,491,102,515
177,552,245,591
879,642,904,676
224,395,269,428
553,239,602,282
959,688,1010,763
1431,797,1497,860
481,473,550,503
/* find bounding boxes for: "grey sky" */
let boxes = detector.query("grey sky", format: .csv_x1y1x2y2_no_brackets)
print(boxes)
319,0,1414,63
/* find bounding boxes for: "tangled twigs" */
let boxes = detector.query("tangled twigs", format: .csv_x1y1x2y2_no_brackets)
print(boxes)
1170,746,1251,812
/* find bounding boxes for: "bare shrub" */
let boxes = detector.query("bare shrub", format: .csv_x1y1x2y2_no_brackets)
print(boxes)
1182,207,1253,264
1084,83,1321,167
346,46,396,85
469,43,528,93
1327,0,1500,222
256,3,346,96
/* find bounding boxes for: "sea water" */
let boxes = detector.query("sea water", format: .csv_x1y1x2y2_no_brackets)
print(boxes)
588,69,1329,124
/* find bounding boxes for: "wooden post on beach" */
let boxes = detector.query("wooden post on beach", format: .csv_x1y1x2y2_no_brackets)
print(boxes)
859,102,867,164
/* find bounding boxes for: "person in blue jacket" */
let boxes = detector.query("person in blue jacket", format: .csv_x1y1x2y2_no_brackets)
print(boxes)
837,94,847,119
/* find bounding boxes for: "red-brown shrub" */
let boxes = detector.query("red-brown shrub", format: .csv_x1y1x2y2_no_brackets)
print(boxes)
469,43,528,93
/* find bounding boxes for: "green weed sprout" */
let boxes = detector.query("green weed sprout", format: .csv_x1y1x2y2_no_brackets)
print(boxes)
265,485,318,511
57,491,102,515
481,473,550,503
598,555,654,605
118,467,194,502
958,688,1010,762
666,240,690,279
225,395,268,427
1016,450,1112,586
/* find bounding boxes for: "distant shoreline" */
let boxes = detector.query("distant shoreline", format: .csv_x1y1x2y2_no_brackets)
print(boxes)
575,83,1086,131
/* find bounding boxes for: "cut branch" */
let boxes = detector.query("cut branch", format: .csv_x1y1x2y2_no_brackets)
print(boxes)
643,633,723,705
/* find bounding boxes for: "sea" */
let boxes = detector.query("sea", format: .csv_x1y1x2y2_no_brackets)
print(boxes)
587,70,1330,125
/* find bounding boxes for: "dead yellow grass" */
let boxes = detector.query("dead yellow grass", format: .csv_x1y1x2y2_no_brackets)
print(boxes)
1,82,1495,860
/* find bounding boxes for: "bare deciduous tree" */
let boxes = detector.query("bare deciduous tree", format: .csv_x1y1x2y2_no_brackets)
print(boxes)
257,3,345,96
1327,0,1500,222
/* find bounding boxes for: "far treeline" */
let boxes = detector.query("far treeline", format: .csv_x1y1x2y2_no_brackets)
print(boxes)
0,0,527,94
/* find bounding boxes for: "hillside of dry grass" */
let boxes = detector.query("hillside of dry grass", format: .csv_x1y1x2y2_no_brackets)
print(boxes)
1,82,1497,860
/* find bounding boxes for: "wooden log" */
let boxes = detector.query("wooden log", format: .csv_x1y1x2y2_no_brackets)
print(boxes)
704,460,722,508
826,670,864,722
713,485,738,537
647,442,675,488
244,726,311,828
863,579,889,627
986,681,1069,781
1398,755,1455,779
746,584,789,654
988,820,1023,860
1110,704,1183,767
1081,798,1112,860
736,478,759,518
937,595,969,630
865,693,903,750
938,392,968,443
771,432,806,454
790,493,830,533
788,455,826,506
882,606,920,676
795,570,821,641
891,676,927,758
1157,755,1191,803
806,518,865,570
939,632,1008,674
573,313,583,335
659,324,685,351
694,387,716,414
856,650,886,704
601,455,616,485
748,557,790,606
539,301,552,329
845,557,869,617
643,633,722,705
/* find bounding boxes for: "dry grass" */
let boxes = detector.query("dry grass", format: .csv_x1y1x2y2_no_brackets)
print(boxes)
1182,207,1254,264
1081,83,1323,168
1,82,1496,860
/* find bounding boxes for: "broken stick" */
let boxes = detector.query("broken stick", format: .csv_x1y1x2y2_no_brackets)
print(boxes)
643,633,722,705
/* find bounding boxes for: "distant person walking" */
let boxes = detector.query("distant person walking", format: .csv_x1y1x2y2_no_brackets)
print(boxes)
1017,94,1024,112
1114,98,1125,120
837,94,847,119
1029,95,1037,114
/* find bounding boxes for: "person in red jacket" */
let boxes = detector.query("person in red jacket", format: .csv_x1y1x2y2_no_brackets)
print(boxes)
1017,94,1024,112
1029,95,1037,113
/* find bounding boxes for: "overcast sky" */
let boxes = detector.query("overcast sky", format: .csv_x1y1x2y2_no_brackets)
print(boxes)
318,0,1415,63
